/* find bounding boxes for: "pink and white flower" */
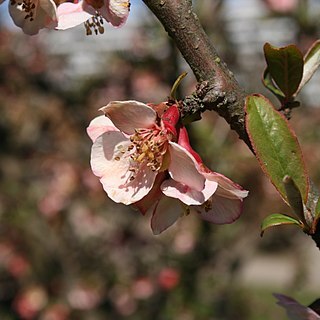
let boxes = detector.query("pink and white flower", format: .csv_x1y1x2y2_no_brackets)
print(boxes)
56,0,130,34
87,100,248,234
8,0,58,35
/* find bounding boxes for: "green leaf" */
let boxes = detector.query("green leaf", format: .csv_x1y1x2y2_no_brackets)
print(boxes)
246,94,309,204
262,68,285,102
297,40,320,94
263,43,304,98
261,213,303,236
283,175,305,222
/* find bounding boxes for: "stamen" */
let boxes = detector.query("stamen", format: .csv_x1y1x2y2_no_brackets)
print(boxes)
204,200,212,212
125,127,169,183
84,14,104,36
12,0,36,21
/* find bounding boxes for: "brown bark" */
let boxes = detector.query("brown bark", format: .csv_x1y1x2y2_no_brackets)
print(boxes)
142,0,251,147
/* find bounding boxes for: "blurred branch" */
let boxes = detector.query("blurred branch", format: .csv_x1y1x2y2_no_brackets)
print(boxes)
142,0,251,148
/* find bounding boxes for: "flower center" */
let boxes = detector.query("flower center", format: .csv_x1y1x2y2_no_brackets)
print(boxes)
130,128,168,172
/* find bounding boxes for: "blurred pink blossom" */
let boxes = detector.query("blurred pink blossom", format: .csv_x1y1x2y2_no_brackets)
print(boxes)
38,162,77,218
67,283,103,310
158,267,180,291
13,286,48,319
56,0,130,34
40,304,70,320
264,0,297,12
132,277,154,300
7,0,58,35
8,254,30,278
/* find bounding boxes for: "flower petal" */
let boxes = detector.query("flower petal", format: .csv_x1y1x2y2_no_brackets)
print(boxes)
9,0,57,35
56,2,93,30
91,131,156,204
274,293,320,320
39,0,58,27
168,142,205,192
195,191,244,224
194,170,248,224
99,0,130,27
133,172,166,215
151,197,183,235
86,115,118,142
99,100,157,135
204,171,249,200
161,178,217,205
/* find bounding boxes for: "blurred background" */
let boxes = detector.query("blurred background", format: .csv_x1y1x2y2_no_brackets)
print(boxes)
1,0,320,319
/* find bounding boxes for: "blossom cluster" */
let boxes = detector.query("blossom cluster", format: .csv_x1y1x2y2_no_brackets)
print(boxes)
0,0,130,35
87,100,248,234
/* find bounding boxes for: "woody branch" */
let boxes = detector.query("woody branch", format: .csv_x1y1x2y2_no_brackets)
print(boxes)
142,0,251,148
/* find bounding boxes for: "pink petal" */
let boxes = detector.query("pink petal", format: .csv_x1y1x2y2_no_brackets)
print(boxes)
39,0,58,23
177,126,203,164
195,191,244,224
99,0,130,27
194,170,248,224
133,172,166,215
91,131,156,204
274,293,320,320
204,171,249,200
161,178,217,206
86,115,118,142
100,101,157,135
168,142,205,192
56,2,93,30
151,197,183,235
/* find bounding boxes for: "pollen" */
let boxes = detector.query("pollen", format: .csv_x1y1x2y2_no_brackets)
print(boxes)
127,127,169,177
11,0,36,21
84,14,104,35
120,1,130,8
204,200,213,212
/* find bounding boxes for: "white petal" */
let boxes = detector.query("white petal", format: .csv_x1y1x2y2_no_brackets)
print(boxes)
151,197,183,235
99,100,157,135
168,142,205,192
91,131,156,204
86,115,118,142
9,0,57,35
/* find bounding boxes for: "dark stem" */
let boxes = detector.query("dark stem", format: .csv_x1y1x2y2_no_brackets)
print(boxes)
142,0,251,148
311,226,320,250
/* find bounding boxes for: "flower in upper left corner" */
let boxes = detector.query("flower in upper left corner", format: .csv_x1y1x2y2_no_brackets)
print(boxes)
5,0,58,35
56,0,130,35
